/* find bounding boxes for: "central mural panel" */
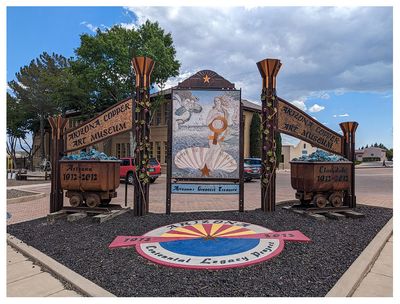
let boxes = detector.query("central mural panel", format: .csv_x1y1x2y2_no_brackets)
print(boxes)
171,89,241,179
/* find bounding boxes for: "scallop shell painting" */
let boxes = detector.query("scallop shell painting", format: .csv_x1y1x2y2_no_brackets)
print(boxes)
171,89,240,179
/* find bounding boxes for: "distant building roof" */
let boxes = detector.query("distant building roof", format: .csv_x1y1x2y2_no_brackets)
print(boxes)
241,99,261,112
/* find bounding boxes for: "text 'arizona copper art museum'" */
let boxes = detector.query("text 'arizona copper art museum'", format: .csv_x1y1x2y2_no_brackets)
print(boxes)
46,56,359,270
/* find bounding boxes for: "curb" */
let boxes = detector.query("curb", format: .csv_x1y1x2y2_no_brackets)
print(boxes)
355,166,392,169
326,218,393,297
7,192,46,204
7,234,115,297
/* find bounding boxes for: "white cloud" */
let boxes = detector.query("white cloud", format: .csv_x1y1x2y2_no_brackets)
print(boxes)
333,113,350,117
118,7,391,101
308,104,325,113
161,71,193,90
80,21,98,32
319,92,330,100
281,134,300,146
119,22,136,30
291,100,307,111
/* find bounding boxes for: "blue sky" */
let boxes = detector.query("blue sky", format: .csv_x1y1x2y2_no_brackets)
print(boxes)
7,6,393,149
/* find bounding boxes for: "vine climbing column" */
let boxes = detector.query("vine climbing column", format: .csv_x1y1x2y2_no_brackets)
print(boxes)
131,56,155,216
257,58,282,212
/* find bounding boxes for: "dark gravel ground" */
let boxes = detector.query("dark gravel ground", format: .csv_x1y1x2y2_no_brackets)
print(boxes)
7,204,392,297
7,189,38,199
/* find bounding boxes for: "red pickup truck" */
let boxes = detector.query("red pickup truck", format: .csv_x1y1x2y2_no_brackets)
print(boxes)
120,157,161,184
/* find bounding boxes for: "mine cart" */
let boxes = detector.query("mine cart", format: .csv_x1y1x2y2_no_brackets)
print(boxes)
60,160,120,208
290,161,352,208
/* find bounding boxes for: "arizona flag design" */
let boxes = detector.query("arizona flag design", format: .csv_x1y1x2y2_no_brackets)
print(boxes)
109,220,310,270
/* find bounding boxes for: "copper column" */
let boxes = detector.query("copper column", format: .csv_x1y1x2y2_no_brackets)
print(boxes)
257,58,282,212
340,121,358,208
48,115,68,212
131,56,155,216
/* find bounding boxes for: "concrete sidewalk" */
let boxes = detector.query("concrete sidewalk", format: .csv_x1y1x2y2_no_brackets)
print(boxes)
7,245,82,297
353,235,393,297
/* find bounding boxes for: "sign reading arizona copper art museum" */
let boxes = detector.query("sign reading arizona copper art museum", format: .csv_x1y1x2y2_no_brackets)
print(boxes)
277,98,343,155
65,99,132,152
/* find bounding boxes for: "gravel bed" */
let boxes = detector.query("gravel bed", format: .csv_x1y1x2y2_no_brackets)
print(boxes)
7,189,39,199
7,205,392,297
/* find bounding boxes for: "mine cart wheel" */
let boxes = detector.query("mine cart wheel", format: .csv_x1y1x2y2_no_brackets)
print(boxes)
329,192,343,208
69,192,83,207
300,199,311,206
100,199,112,206
313,194,328,208
85,193,101,208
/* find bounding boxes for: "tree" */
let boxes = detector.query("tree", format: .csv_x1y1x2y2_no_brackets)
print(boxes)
73,21,180,155
249,113,261,157
6,93,26,169
386,149,393,161
73,21,180,112
8,52,89,160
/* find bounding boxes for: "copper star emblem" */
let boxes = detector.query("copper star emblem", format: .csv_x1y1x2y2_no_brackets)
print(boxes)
203,74,210,83
200,164,211,176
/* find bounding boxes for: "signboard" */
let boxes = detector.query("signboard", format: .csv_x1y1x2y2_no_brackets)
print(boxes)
65,99,132,152
171,183,239,194
171,89,241,179
109,219,310,270
277,98,344,155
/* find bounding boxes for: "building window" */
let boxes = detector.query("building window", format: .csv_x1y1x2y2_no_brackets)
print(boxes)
156,142,161,161
164,103,170,125
155,109,162,125
281,154,284,163
149,142,153,157
127,143,131,157
116,143,121,158
303,143,306,149
121,143,126,157
164,141,168,164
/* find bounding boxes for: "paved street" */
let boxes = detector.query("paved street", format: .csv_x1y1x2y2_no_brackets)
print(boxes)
6,167,393,224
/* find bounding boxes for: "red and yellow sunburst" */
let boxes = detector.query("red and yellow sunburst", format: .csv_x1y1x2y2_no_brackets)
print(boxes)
161,223,256,240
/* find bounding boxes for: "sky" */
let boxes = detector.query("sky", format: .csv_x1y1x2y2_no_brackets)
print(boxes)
6,5,393,149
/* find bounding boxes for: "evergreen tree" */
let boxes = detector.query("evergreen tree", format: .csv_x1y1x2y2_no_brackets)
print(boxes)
387,149,393,161
7,52,87,159
249,113,261,157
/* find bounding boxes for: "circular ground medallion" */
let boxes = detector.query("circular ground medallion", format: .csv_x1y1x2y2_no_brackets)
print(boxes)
135,219,284,270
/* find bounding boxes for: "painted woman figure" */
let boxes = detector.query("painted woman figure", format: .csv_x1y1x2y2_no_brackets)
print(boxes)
201,95,235,176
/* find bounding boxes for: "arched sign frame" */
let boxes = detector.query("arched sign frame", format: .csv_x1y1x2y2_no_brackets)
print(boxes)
166,70,245,214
